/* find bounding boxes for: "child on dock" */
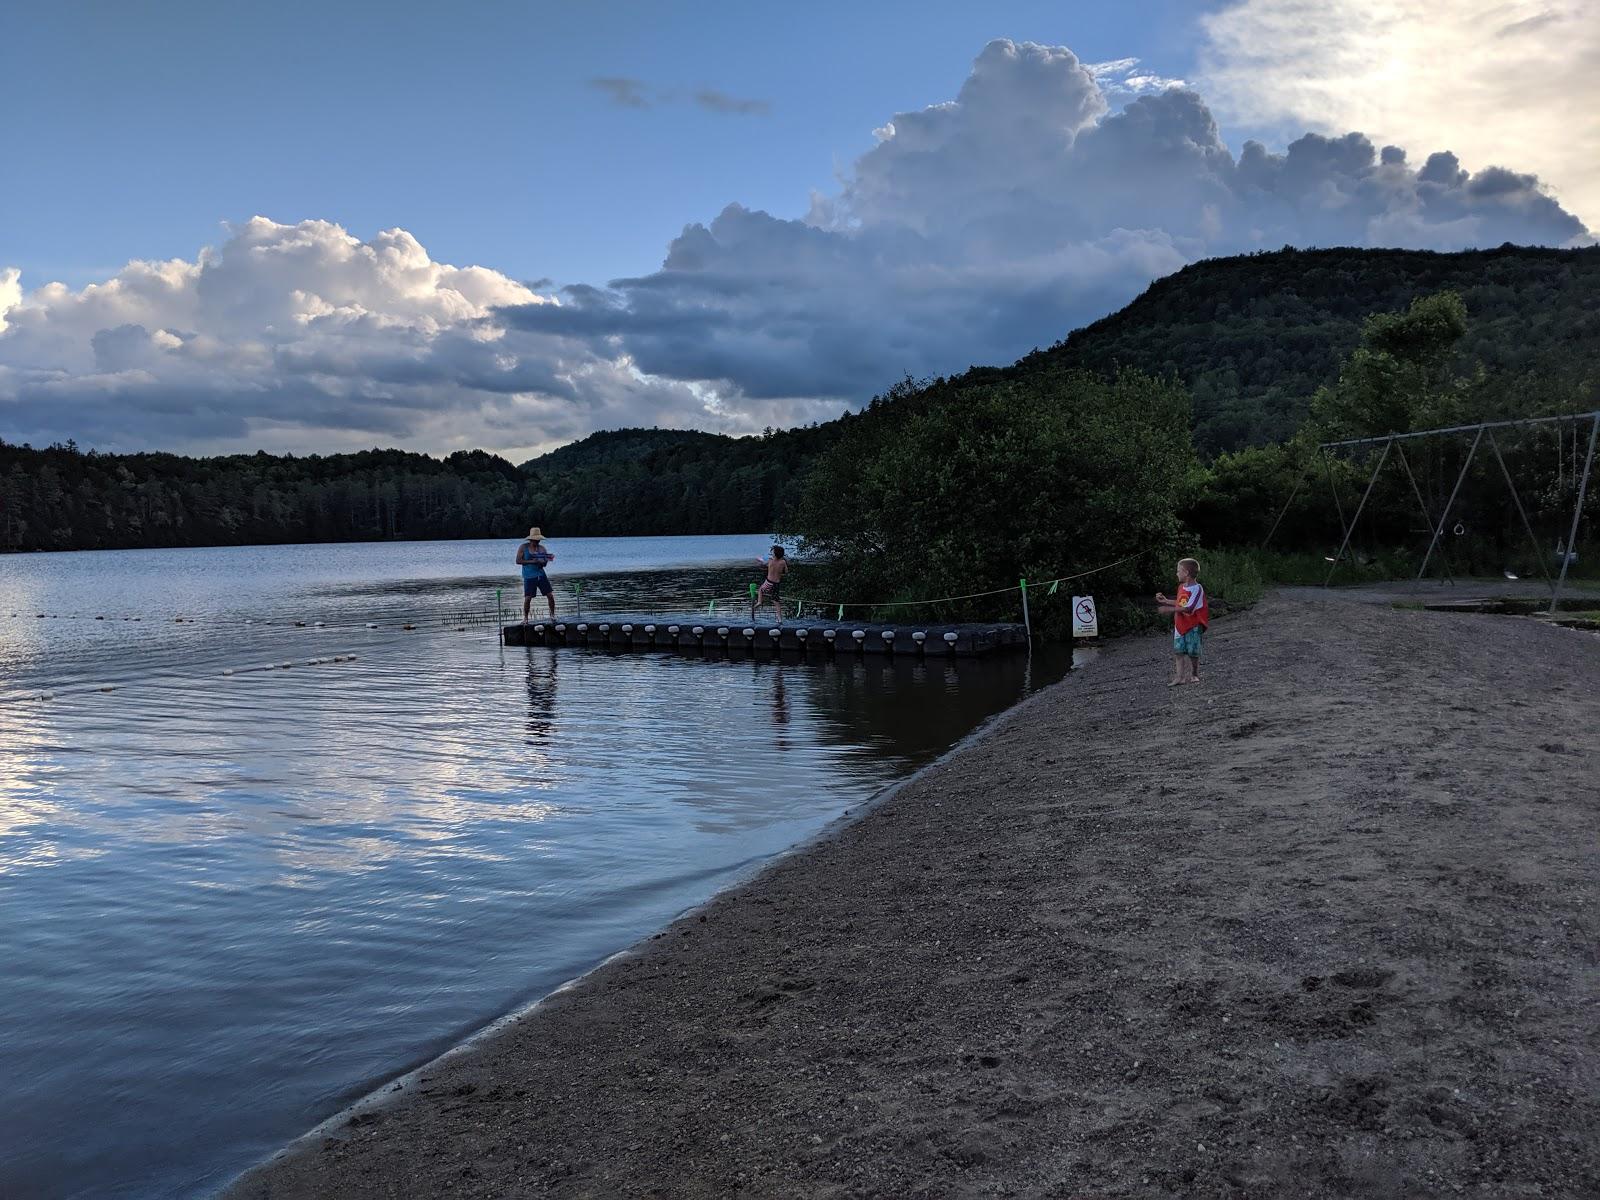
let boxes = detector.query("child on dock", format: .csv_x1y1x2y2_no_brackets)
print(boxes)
517,527,557,621
752,546,788,624
1156,557,1208,686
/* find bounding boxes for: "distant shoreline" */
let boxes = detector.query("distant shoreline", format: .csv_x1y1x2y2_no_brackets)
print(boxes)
225,595,1600,1197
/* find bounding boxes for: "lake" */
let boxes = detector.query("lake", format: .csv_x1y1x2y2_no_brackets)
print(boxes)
0,535,1075,1198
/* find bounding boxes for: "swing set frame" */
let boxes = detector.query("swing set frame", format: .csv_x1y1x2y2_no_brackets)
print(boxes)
1261,411,1600,614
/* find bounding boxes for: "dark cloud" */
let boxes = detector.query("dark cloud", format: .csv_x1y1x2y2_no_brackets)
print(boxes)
588,77,650,109
692,89,771,116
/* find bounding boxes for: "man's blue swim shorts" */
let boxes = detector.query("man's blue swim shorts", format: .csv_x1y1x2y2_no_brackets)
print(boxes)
1173,627,1202,657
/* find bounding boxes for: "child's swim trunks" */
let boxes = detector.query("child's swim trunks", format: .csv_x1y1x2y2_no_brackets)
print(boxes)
1173,627,1202,657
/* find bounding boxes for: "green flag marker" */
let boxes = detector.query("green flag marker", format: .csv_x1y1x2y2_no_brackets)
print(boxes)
749,582,759,599
837,604,844,620
1049,579,1059,595
709,598,717,615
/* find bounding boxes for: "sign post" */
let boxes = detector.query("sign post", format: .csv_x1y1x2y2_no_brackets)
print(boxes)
1071,595,1099,639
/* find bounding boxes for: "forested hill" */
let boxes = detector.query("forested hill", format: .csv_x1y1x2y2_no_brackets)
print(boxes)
1006,245,1600,452
3,244,1596,551
0,425,839,552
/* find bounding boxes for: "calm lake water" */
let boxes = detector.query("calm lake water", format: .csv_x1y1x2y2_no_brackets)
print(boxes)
0,535,1073,1198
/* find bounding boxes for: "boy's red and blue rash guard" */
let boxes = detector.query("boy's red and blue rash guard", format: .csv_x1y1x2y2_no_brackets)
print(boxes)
1175,582,1209,633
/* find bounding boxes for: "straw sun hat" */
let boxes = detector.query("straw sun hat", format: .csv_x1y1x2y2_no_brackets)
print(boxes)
527,526,544,540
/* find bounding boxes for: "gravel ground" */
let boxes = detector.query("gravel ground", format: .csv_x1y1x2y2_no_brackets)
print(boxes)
226,595,1600,1198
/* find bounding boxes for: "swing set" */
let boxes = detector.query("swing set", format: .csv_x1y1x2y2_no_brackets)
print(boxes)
1262,411,1600,614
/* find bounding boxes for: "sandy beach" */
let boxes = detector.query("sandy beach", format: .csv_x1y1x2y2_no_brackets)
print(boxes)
226,594,1600,1198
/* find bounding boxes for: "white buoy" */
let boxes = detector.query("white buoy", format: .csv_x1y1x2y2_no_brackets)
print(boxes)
852,629,866,641
943,632,958,644
795,628,809,639
644,624,656,634
823,629,837,640
599,623,610,633
534,624,546,634
668,625,680,635
308,658,321,665
280,661,293,668
882,630,895,641
912,631,927,643
222,668,235,676
621,624,633,634
346,653,357,660
555,624,567,633
366,622,377,628
691,625,704,636
768,628,781,639
314,621,326,627
576,623,588,633
743,627,755,638
717,626,730,636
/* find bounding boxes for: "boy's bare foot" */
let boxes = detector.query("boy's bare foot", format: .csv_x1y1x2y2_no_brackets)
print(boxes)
1168,679,1183,687
1184,676,1202,684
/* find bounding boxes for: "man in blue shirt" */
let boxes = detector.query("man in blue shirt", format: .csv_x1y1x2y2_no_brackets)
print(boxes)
516,526,556,621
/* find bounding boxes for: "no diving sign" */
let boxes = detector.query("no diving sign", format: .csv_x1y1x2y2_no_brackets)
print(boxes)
1072,595,1099,638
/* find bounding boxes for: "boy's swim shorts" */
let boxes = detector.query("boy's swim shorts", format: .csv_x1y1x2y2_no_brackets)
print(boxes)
523,570,553,598
1173,627,1202,657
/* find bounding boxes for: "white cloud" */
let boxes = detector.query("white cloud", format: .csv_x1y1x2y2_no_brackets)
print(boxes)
0,218,739,456
1,39,1591,458
0,267,22,334
1199,0,1600,230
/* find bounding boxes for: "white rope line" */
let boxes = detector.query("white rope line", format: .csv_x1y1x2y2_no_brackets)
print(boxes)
784,548,1152,612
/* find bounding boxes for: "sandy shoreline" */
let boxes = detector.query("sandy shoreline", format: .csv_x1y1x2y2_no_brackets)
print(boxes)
226,595,1600,1198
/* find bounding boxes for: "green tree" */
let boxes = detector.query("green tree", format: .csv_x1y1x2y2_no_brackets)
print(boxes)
1307,291,1471,440
786,369,1194,633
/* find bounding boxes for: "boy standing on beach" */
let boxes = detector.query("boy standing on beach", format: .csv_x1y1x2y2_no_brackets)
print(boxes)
1156,557,1208,686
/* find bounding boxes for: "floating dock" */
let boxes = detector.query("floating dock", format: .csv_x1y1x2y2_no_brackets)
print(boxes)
502,619,1029,657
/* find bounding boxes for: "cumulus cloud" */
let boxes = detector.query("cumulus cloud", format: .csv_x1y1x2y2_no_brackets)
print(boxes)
1,38,1590,457
504,39,1586,415
1199,0,1600,230
0,218,721,457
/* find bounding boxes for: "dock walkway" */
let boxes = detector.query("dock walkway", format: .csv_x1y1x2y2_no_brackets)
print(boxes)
502,619,1028,656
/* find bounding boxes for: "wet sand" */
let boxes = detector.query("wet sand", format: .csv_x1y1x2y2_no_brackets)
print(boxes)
226,596,1600,1198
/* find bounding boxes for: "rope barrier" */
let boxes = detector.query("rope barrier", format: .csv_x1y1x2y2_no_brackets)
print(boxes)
783,548,1152,613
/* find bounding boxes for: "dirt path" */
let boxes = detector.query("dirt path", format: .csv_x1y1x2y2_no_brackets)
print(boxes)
226,596,1600,1198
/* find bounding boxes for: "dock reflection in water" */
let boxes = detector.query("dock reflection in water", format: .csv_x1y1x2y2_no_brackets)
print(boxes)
0,536,1079,1199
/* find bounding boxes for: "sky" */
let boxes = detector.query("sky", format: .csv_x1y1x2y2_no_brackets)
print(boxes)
1,0,1594,460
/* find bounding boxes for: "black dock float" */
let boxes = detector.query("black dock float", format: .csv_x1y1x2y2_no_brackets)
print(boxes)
502,620,1029,657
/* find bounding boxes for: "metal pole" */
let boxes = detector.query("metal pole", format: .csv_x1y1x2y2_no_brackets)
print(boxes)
1485,430,1556,597
1019,578,1031,640
1393,442,1454,585
1321,410,1600,450
1260,475,1305,552
1418,428,1483,583
1322,449,1350,547
1551,413,1598,615
496,588,504,644
1325,440,1392,586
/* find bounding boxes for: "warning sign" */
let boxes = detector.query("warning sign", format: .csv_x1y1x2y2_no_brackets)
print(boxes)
1072,595,1099,638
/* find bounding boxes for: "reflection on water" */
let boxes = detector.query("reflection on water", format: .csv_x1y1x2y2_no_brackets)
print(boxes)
0,536,1075,1199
